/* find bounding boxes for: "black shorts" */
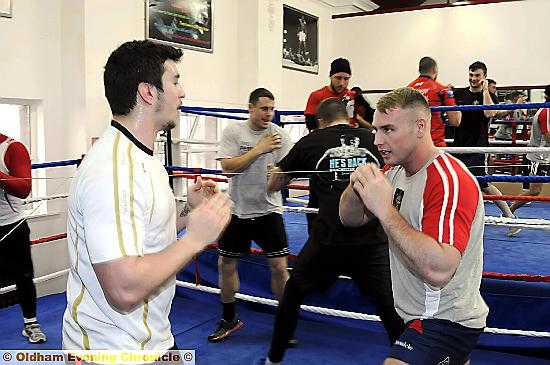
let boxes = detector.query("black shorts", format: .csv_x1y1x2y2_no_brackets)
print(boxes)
528,161,550,176
291,240,394,303
0,220,34,276
218,213,289,258
456,153,488,189
388,319,483,365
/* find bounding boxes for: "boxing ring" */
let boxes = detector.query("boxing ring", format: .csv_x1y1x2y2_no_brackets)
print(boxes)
1,101,550,364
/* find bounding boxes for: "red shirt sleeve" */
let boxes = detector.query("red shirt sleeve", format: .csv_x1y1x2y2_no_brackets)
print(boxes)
539,108,550,134
421,155,479,254
0,141,32,198
304,91,321,115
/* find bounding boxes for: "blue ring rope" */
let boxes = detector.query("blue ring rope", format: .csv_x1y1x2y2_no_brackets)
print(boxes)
32,159,80,169
179,102,550,121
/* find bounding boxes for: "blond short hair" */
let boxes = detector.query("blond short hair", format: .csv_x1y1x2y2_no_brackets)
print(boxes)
376,87,430,120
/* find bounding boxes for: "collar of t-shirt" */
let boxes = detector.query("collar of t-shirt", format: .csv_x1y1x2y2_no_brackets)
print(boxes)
111,120,154,156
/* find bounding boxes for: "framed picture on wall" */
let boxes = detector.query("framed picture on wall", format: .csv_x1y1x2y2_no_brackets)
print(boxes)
146,0,213,53
0,0,12,18
282,5,318,74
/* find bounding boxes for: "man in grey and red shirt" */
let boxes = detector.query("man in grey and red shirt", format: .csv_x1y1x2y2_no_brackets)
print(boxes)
340,88,488,365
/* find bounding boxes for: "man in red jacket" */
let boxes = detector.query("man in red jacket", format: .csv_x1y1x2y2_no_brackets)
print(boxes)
0,133,46,343
304,58,356,132
409,56,461,146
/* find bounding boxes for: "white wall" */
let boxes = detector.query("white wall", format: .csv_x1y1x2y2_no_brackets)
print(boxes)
280,0,336,110
332,0,550,91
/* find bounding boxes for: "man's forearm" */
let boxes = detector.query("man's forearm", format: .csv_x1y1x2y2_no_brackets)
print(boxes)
339,185,370,227
0,172,31,198
221,148,263,174
176,201,191,232
94,235,206,312
379,208,460,288
267,167,291,191
446,111,461,127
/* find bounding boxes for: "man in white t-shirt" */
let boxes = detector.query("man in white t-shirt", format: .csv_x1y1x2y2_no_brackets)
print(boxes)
62,40,232,354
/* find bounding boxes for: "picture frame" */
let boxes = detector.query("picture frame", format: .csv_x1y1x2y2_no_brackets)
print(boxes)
146,0,213,53
0,0,12,18
282,5,318,74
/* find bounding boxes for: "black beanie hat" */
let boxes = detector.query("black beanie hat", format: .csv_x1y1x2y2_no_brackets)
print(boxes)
330,58,351,77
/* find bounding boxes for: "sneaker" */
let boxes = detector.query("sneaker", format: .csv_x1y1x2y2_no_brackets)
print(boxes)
207,316,244,342
507,216,522,237
22,323,47,343
507,226,522,237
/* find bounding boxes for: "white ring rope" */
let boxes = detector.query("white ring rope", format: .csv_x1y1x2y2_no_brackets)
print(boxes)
156,136,220,145
23,194,68,205
0,268,69,295
172,138,220,145
486,140,529,146
444,139,530,146
442,146,550,154
176,280,550,338
2,270,547,338
283,206,320,214
485,216,550,230
281,206,550,230
286,197,309,205
180,147,219,153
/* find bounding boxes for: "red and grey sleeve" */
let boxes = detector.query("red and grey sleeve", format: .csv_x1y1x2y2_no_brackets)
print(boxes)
0,142,32,198
421,156,479,254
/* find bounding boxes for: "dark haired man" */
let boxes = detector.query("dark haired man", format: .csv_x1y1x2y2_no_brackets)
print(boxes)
261,98,404,365
209,88,293,343
303,58,355,234
63,40,233,351
453,61,520,237
408,56,461,146
304,58,355,132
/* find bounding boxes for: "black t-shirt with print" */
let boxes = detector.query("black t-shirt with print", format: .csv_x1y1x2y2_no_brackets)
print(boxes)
277,124,387,246
453,88,491,147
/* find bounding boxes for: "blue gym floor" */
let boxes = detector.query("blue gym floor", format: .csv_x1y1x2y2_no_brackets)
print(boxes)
0,202,549,364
